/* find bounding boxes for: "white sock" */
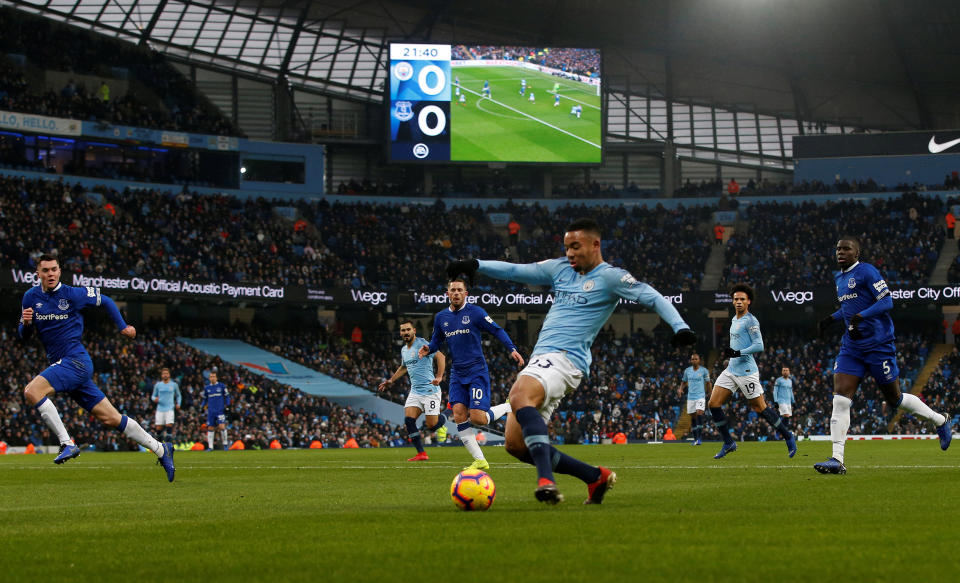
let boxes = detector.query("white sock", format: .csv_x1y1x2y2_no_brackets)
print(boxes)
830,395,852,463
220,429,228,447
458,425,485,461
36,399,72,445
490,402,512,421
122,417,164,457
207,431,214,449
898,393,946,426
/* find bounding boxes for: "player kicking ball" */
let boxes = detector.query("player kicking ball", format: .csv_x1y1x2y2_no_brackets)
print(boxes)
709,283,797,460
379,320,447,461
815,236,952,474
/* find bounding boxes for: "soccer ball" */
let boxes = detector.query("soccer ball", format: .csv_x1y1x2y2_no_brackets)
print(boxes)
450,469,496,511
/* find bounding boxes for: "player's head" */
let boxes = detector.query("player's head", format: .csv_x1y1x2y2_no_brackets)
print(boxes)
730,283,753,316
209,372,217,383
836,236,861,269
690,353,701,366
781,366,790,377
36,253,61,292
398,319,416,343
446,278,468,309
564,218,603,274
161,367,171,381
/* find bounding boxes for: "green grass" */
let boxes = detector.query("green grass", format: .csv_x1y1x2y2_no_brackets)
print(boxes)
1,441,958,583
450,65,602,163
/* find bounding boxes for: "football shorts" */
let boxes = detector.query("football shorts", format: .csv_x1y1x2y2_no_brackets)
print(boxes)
834,344,899,385
777,403,793,416
714,370,764,400
155,409,175,426
405,389,443,415
448,370,492,411
39,355,106,412
518,352,584,422
686,398,706,414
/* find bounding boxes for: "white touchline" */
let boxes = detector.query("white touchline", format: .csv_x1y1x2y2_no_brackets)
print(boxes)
460,86,601,149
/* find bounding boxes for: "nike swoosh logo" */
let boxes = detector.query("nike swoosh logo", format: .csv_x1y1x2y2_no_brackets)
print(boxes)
928,136,960,154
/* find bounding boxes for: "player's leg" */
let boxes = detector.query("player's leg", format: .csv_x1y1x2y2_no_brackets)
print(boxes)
875,354,951,449
816,372,858,474
449,378,485,465
490,400,512,422
217,421,228,451
90,396,165,457
708,374,737,455
404,403,427,456
24,372,76,456
747,391,796,457
206,410,216,450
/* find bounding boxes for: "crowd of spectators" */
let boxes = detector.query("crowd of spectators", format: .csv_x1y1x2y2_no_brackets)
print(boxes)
921,346,960,427
0,174,716,293
720,192,945,290
0,8,237,136
453,46,600,78
0,321,404,450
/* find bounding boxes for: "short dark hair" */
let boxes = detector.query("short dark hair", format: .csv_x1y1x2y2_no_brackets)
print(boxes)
838,235,861,251
37,253,59,266
730,283,754,302
565,218,602,238
447,276,469,289
399,319,415,329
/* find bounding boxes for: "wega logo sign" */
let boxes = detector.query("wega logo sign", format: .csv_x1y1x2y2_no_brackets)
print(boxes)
350,289,389,305
769,290,814,305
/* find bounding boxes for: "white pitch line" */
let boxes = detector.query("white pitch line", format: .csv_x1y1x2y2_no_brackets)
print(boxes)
459,86,601,149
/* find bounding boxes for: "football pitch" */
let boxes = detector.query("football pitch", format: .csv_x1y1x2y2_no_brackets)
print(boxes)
451,65,602,163
1,442,957,583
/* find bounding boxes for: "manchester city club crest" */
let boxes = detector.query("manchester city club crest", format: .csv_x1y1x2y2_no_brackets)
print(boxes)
58,299,70,310
582,280,595,291
847,277,856,289
394,100,414,122
462,315,470,325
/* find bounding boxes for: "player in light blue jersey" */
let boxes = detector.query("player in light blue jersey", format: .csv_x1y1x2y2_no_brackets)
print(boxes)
709,283,796,460
681,354,711,445
815,237,951,475
151,367,181,443
378,319,447,461
773,367,795,422
201,371,232,451
18,254,174,481
446,218,698,504
419,278,521,470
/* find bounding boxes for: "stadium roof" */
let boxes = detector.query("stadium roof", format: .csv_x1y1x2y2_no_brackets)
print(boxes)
7,0,960,131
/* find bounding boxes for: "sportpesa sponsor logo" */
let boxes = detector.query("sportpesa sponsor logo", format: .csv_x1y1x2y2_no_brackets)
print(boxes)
35,313,69,321
838,292,859,302
444,328,471,338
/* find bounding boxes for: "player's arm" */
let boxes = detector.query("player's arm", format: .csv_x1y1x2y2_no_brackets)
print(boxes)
422,318,444,357
475,309,524,367
174,384,182,410
611,270,696,346
856,271,893,319
152,383,160,403
224,387,231,409
432,351,446,385
18,293,34,340
200,389,208,410
378,365,407,392
473,259,555,286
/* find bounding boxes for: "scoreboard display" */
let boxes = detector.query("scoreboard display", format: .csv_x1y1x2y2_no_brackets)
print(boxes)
387,43,603,165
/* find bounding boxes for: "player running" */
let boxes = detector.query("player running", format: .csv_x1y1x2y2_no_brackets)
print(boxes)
773,366,795,424
709,284,797,460
18,254,175,481
446,218,698,505
418,278,520,470
815,236,952,474
378,319,447,461
202,371,231,451
681,353,711,446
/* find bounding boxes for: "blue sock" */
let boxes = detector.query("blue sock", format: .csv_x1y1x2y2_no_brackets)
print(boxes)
426,414,446,431
404,416,424,453
550,447,601,484
515,406,555,483
759,407,792,440
710,407,734,445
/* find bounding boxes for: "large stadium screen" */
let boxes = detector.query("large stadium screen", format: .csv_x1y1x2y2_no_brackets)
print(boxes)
387,43,602,164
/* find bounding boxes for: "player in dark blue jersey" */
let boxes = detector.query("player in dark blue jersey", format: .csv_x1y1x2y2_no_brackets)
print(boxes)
18,254,174,481
816,237,952,474
201,371,232,451
419,277,522,470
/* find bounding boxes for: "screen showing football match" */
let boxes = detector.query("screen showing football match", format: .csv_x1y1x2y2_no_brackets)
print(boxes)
388,43,602,164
